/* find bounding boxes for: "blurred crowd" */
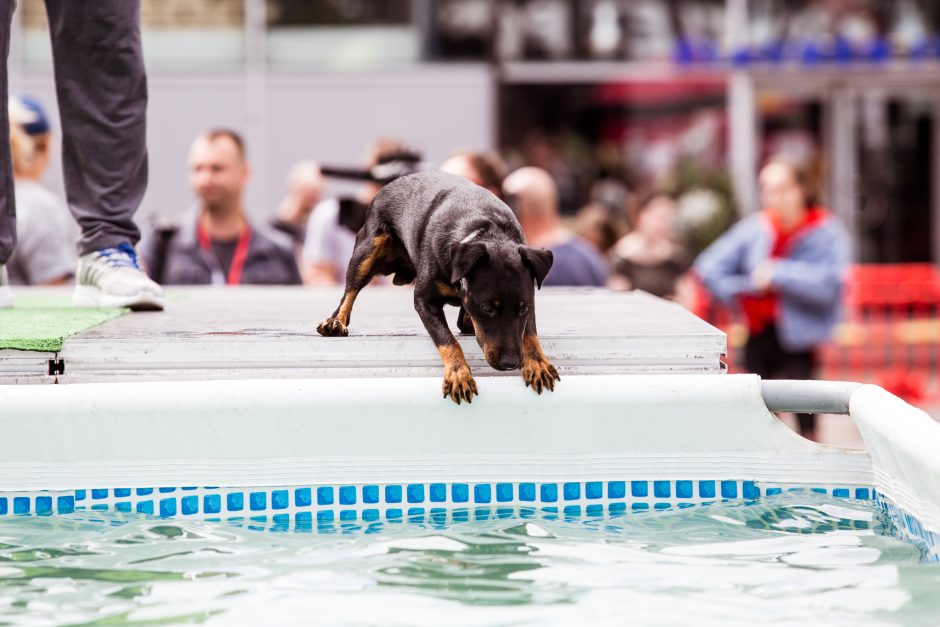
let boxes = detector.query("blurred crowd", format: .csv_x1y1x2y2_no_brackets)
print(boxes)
10,94,853,437
134,128,711,301
8,93,715,300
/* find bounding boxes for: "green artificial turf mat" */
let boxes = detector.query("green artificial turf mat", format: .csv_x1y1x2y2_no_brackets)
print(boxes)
0,295,128,352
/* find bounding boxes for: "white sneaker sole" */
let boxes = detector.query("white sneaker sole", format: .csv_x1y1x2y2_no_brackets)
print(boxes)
0,285,12,309
72,285,165,311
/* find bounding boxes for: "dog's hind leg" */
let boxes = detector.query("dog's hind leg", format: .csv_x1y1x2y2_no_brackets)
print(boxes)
456,306,475,335
392,265,417,286
316,229,390,337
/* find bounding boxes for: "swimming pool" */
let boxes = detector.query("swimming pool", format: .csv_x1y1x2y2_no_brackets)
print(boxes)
2,374,937,563
0,493,937,625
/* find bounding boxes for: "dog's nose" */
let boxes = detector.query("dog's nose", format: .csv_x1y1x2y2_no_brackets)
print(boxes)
497,355,521,371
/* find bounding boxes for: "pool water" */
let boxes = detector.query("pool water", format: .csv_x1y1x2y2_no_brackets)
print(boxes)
0,493,937,626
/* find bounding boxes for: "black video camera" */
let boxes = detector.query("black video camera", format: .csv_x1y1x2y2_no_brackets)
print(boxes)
320,149,425,233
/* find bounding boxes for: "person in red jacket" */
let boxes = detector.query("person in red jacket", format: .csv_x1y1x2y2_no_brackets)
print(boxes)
696,156,850,441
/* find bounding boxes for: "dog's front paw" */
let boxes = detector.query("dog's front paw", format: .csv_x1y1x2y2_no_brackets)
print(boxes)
317,317,348,337
522,358,560,394
442,365,478,405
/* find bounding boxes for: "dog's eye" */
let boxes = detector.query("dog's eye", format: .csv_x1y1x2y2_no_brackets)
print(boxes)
519,303,529,317
481,303,495,316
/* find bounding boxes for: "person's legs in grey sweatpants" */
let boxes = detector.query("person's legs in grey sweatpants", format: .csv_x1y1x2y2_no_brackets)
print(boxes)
0,0,16,266
44,0,147,255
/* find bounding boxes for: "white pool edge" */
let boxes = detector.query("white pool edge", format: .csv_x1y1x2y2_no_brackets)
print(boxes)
849,384,940,562
0,374,937,561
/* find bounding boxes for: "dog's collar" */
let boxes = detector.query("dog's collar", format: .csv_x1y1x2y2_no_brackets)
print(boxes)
459,228,484,245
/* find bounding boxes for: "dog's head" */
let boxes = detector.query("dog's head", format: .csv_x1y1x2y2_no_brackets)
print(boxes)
451,241,553,371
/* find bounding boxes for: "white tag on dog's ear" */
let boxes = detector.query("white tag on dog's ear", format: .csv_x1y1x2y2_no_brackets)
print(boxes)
459,228,484,245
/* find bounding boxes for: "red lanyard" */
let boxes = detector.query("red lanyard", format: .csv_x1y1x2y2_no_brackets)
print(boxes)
197,218,252,285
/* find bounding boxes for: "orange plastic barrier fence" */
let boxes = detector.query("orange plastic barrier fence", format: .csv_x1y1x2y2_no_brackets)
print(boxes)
693,264,940,403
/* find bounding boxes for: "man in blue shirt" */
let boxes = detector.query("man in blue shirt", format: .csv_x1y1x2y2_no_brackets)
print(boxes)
503,167,609,287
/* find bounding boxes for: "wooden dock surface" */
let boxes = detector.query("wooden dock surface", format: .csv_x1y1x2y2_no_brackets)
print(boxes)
1,286,726,384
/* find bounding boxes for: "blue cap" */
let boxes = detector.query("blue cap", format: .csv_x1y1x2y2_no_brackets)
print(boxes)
9,94,51,136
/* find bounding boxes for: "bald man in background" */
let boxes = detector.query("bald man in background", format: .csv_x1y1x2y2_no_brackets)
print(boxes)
503,167,609,287
439,150,507,200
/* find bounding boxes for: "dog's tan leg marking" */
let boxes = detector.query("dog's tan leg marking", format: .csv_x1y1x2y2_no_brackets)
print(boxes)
438,343,478,404
436,281,458,299
356,234,389,282
317,234,390,337
521,335,560,394
335,291,356,327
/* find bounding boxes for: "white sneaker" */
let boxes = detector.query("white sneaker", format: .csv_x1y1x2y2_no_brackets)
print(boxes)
73,243,164,310
0,264,12,308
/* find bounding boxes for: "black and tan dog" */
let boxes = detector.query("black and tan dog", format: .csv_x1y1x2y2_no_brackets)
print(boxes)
316,170,560,404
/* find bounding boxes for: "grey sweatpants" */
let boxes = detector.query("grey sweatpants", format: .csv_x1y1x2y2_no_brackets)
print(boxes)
0,0,148,263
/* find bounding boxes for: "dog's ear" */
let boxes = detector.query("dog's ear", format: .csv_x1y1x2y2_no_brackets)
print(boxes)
451,241,489,284
519,246,553,289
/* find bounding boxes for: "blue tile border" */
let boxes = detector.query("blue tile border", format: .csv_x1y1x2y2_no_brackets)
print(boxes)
452,483,468,503
5,479,927,552
875,493,940,564
0,480,877,519
608,481,626,499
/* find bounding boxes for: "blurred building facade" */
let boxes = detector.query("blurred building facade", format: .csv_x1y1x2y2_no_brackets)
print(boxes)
7,0,940,265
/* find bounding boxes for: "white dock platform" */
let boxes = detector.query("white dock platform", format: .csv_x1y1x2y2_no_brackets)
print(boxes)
1,286,726,384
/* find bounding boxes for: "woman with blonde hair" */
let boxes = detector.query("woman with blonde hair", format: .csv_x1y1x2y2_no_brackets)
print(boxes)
5,94,75,286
